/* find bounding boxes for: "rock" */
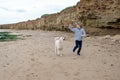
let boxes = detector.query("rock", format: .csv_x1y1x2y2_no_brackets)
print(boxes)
103,35,111,39
76,0,120,28
111,39,117,42
111,35,120,40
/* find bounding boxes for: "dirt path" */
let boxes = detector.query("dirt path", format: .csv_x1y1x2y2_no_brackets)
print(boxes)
0,29,120,80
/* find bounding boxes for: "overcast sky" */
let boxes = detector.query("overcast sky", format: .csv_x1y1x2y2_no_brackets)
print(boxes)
0,0,79,25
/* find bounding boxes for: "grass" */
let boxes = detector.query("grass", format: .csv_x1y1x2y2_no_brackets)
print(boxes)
0,32,18,42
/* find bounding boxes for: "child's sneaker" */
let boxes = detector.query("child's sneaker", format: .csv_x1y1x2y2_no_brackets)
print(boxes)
77,53,80,56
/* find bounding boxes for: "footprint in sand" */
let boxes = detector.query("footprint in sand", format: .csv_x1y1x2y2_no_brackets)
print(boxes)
64,72,69,76
3,65,6,67
3,63,10,67
29,53,34,56
103,62,107,65
52,57,56,60
31,58,35,62
72,57,78,60
110,54,112,56
26,72,38,79
73,78,80,80
111,64,114,67
6,63,10,65
26,73,34,79
74,72,80,76
98,49,101,51
5,55,8,58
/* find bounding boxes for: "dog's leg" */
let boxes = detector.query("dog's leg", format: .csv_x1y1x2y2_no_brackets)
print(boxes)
59,51,63,56
55,45,57,55
57,50,60,56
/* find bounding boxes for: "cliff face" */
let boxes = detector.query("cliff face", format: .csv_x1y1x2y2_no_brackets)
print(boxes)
76,0,120,28
0,0,120,31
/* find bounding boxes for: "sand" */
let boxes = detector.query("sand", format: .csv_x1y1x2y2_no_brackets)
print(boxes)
0,29,120,80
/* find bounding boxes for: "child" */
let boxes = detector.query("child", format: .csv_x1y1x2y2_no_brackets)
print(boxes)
68,22,86,56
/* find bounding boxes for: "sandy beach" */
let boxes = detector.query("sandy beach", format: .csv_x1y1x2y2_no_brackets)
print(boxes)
0,29,120,80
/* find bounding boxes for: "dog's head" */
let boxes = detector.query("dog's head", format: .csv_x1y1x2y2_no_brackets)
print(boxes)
55,37,65,41
60,37,65,40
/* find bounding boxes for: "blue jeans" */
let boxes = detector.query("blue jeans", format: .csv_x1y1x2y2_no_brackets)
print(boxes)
73,40,82,55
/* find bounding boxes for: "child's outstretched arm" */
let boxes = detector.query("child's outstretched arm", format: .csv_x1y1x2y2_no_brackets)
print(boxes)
68,24,76,32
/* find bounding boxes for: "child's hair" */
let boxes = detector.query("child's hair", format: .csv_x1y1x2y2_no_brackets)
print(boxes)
75,22,83,28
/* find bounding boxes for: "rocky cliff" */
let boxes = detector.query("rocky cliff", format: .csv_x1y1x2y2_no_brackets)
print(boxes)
0,0,120,33
76,0,120,28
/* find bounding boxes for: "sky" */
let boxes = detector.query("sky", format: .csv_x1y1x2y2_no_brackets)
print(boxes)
0,0,80,25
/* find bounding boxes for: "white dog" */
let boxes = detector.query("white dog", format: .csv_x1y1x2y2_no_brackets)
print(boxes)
54,37,65,56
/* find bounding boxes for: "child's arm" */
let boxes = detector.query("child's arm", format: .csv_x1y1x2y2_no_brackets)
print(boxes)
81,28,86,37
68,24,76,32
